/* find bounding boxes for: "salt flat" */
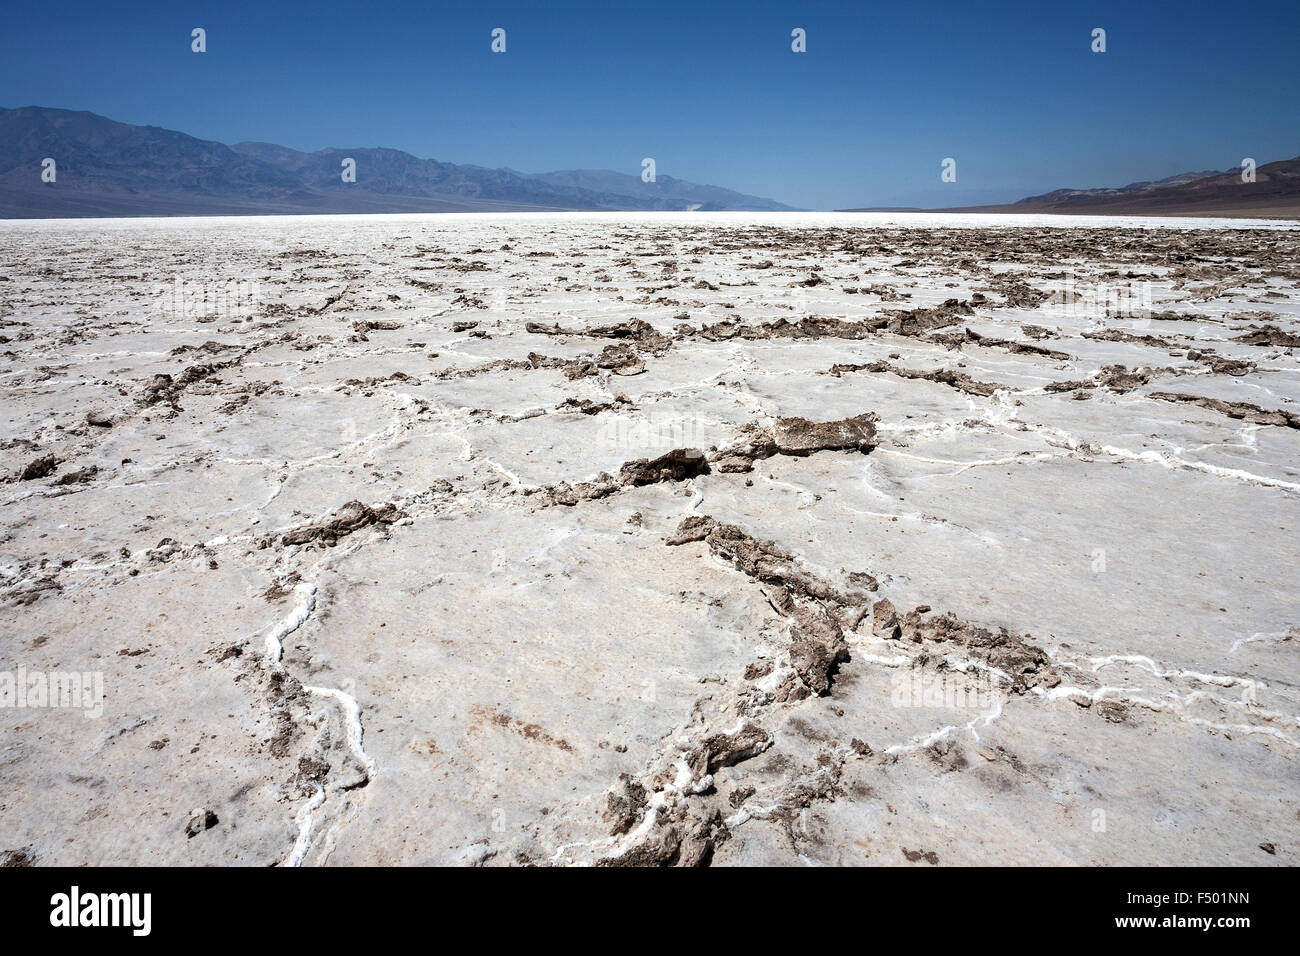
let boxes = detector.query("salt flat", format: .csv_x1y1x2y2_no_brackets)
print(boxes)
1,211,1297,866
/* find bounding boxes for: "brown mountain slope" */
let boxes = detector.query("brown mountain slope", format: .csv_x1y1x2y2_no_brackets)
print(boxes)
935,156,1300,219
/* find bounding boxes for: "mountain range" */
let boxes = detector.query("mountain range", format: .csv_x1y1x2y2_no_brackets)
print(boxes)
2,106,1296,219
0,106,794,217
933,158,1300,219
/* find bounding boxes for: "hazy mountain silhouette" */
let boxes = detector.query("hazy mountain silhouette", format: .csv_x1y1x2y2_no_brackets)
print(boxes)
836,157,1300,219
0,106,794,217
1017,169,1227,204
937,158,1300,218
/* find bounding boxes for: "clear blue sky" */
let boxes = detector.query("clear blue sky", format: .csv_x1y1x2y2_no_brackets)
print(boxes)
2,0,1297,208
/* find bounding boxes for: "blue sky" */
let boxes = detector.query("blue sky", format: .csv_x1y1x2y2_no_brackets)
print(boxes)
2,0,1297,208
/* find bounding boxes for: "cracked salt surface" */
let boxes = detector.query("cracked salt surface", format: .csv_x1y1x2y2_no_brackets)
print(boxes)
1,211,1297,866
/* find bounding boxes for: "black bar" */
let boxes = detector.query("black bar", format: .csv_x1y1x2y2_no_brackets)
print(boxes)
0,866,1278,941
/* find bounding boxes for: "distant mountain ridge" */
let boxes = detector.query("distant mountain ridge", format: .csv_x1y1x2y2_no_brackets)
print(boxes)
1018,168,1227,204
999,156,1300,217
0,106,794,218
939,157,1300,219
836,157,1300,219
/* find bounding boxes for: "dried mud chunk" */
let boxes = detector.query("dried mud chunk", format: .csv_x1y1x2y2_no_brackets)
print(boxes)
872,598,901,639
776,752,844,814
991,278,1049,309
1045,379,1093,393
556,395,631,415
171,340,235,356
708,422,778,472
839,362,1002,396
86,409,114,428
185,808,218,838
694,314,883,342
604,775,648,836
598,806,722,868
3,576,62,607
1150,311,1206,322
743,660,773,680
1096,364,1151,393
697,722,772,774
728,785,756,807
595,343,646,376
666,514,716,545
544,482,580,507
16,454,59,481
956,328,1071,360
1147,392,1299,428
53,465,98,486
280,500,405,547
139,373,177,407
138,360,235,411
668,516,859,610
338,371,418,390
901,847,940,865
887,298,974,336
927,738,969,772
911,368,999,396
267,720,299,759
0,848,35,867
619,448,709,486
676,808,724,867
668,516,1018,698
696,522,798,584
773,413,877,456
598,825,679,867
902,610,1050,691
712,454,756,473
293,754,330,790
829,360,882,376
1200,354,1254,376
528,318,671,357
788,612,847,695
1233,324,1300,348
1095,700,1129,723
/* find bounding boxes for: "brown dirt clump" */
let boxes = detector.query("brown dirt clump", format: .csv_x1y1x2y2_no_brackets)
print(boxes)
1233,324,1300,348
710,414,877,472
899,610,1054,693
666,516,872,697
15,454,59,481
276,500,406,547
1147,392,1300,428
